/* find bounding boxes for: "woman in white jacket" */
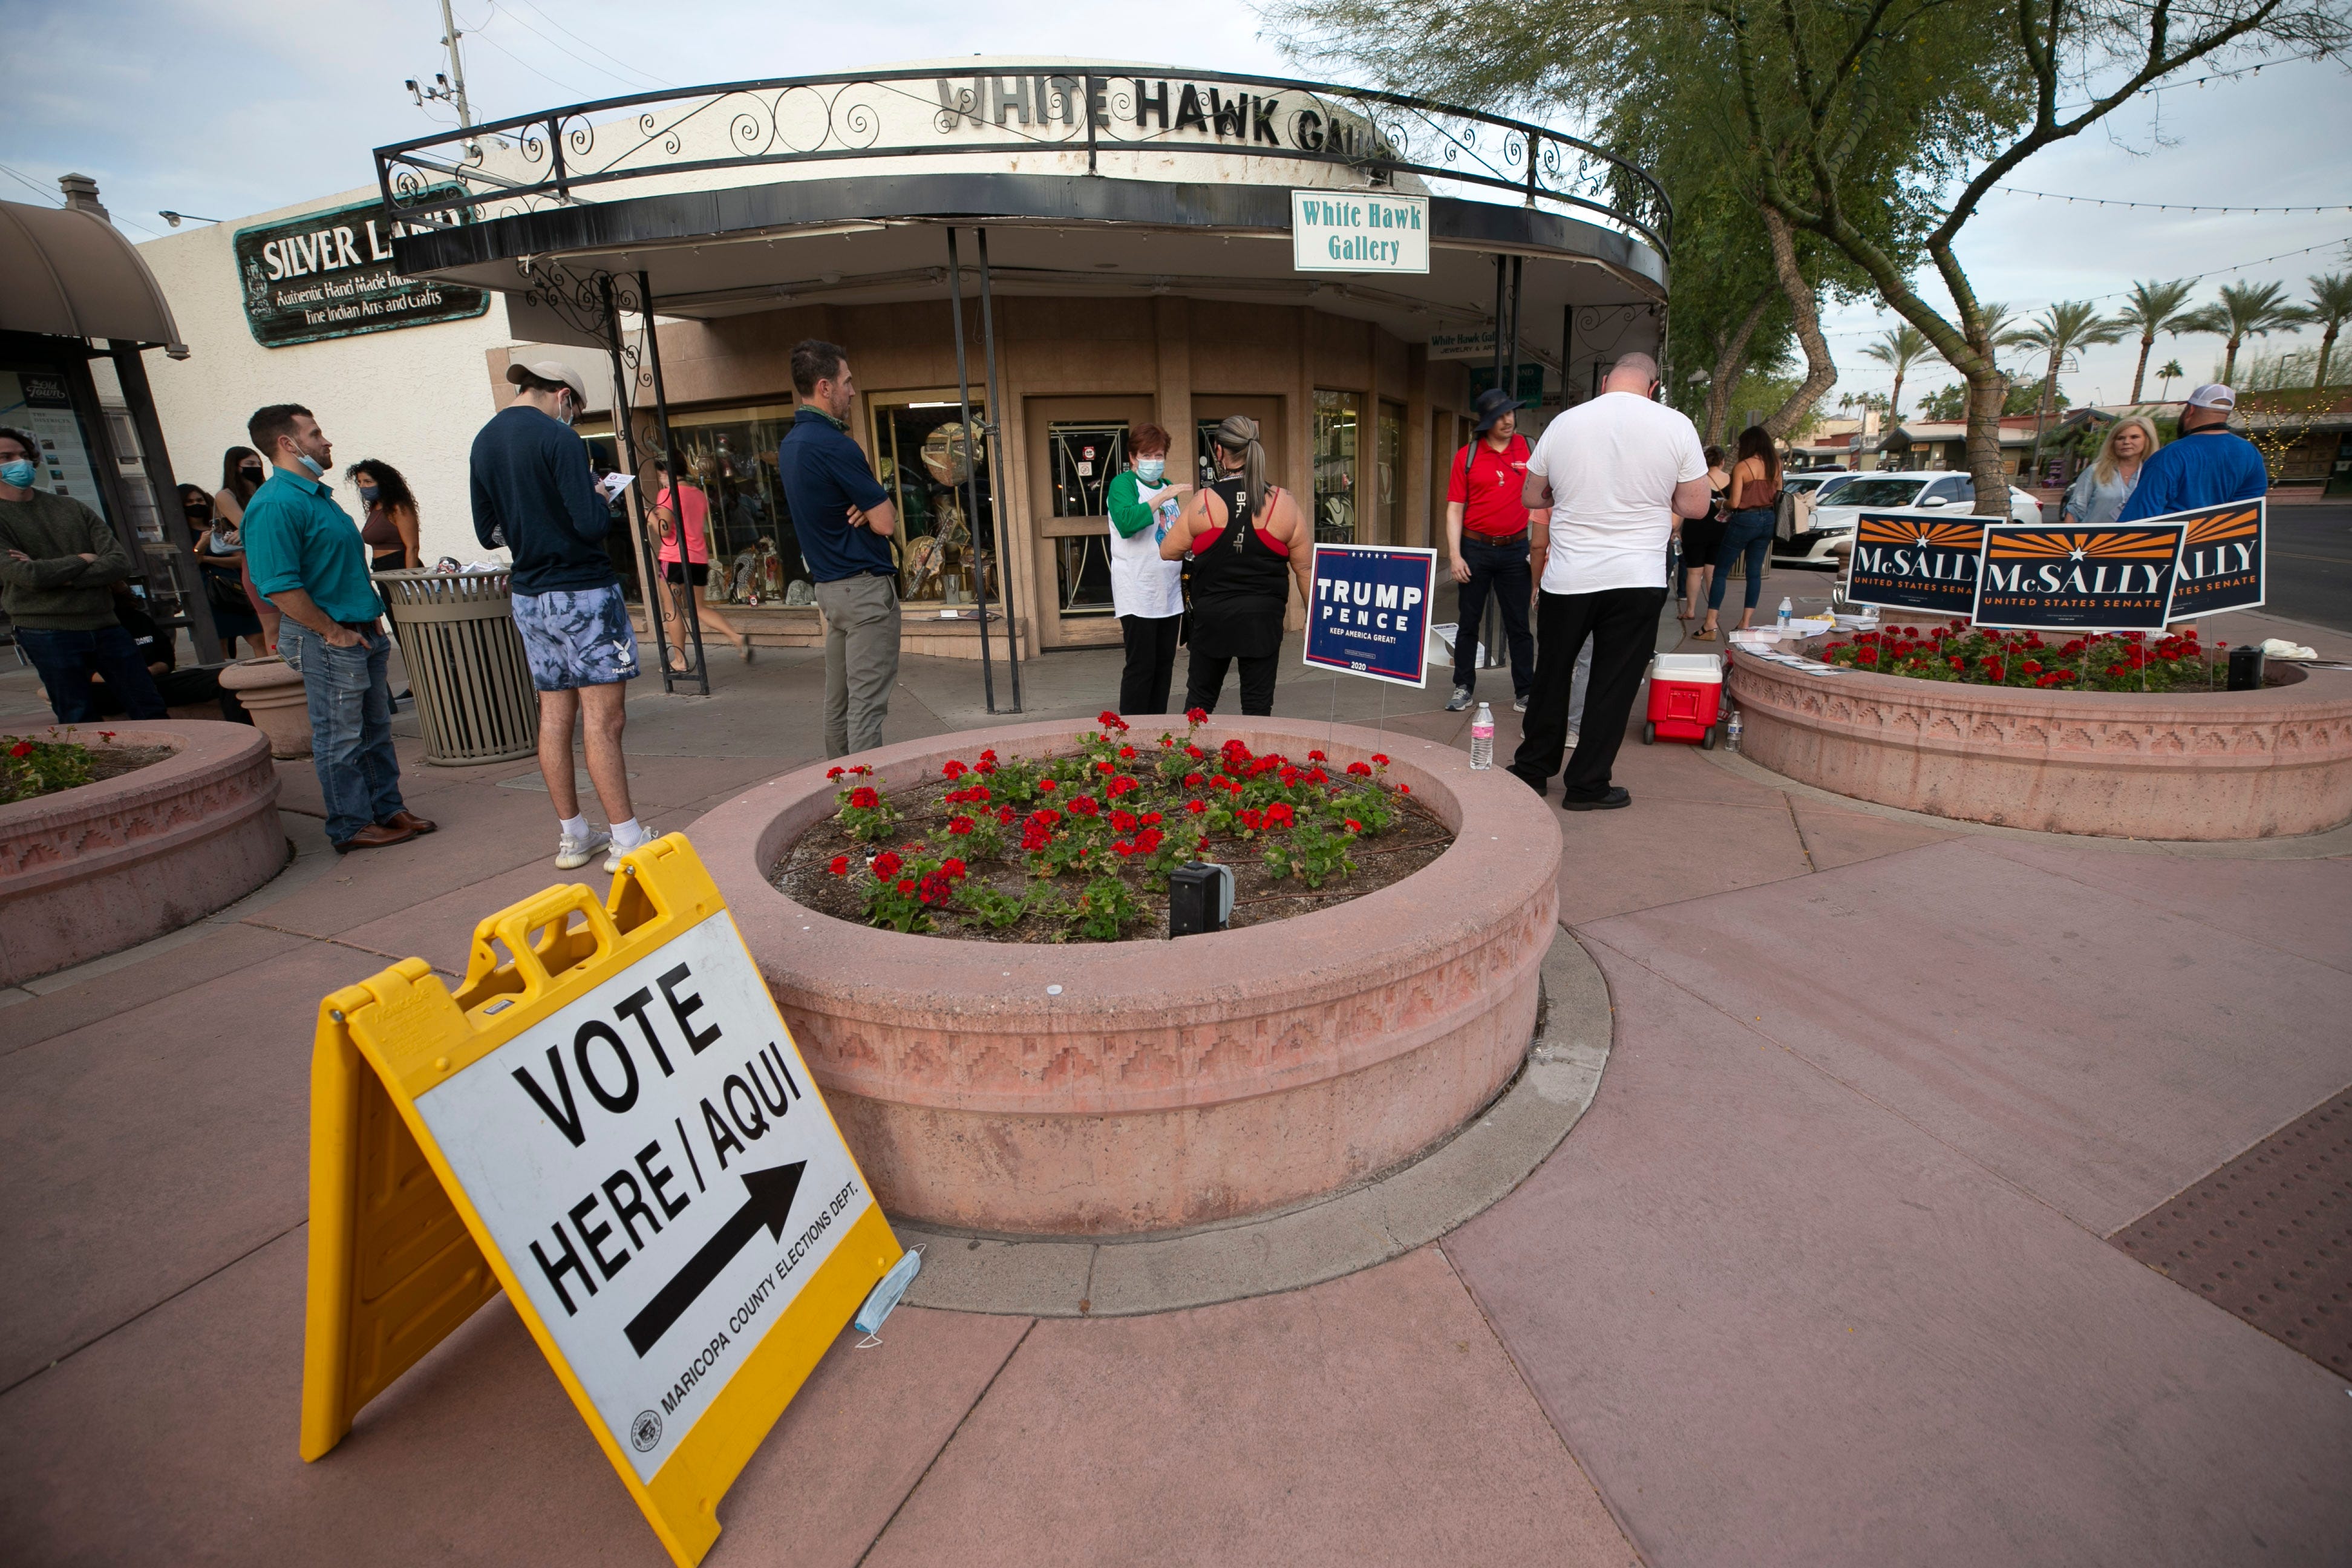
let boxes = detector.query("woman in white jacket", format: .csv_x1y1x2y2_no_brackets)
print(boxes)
1105,423,1189,713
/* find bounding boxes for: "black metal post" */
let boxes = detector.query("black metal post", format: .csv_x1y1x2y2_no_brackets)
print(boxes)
107,340,222,665
1506,255,1524,406
975,227,1024,711
1490,256,1506,387
599,275,676,693
1563,305,1575,407
945,229,998,713
1085,74,1100,174
637,270,708,696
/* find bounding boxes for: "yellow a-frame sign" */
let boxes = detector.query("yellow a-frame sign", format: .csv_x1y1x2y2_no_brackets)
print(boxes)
300,834,901,1567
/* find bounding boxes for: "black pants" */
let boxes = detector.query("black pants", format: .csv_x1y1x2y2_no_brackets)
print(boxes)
1509,586,1667,800
1118,613,1181,714
1185,650,1279,717
1451,535,1534,697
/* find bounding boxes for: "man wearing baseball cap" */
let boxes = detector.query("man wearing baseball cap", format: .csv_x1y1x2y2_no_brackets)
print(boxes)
2116,382,2268,521
471,358,647,872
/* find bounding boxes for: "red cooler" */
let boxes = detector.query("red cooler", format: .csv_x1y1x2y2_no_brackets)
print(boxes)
1643,653,1724,748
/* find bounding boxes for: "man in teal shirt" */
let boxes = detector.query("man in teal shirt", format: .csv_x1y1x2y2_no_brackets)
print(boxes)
241,403,434,853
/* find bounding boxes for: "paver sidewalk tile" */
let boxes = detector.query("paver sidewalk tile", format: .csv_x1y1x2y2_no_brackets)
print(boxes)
1443,950,2352,1568
862,1246,1636,1568
1,922,309,1056
1585,837,2352,1231
1558,797,1812,926
1970,837,2352,975
0,939,362,1388
1785,795,1962,871
246,785,569,939
0,1229,1032,1567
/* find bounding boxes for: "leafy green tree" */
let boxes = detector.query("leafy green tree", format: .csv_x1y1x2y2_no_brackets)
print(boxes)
2304,272,2352,387
1860,325,1937,421
2183,281,2313,384
2113,279,2200,403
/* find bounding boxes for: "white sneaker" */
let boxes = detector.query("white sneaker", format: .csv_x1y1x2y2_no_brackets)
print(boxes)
555,828,611,871
604,832,651,874
1564,728,1581,750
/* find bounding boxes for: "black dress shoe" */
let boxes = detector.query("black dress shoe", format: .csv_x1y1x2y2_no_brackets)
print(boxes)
1562,786,1633,811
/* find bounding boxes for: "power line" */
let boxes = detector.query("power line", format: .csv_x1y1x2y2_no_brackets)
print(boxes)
505,0,674,90
462,15,599,103
0,159,166,239
487,0,666,95
1991,185,2351,215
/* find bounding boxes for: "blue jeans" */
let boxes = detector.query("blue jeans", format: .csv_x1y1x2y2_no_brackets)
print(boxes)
18,625,168,724
279,620,406,844
1451,535,1535,698
1708,509,1777,612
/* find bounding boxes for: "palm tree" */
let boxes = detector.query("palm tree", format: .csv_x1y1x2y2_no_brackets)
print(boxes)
2183,281,2312,384
2306,273,2352,388
1860,324,1936,422
2014,301,2125,468
2112,279,2198,404
2157,359,2184,399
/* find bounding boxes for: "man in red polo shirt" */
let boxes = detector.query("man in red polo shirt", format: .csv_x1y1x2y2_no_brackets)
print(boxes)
1446,387,1543,713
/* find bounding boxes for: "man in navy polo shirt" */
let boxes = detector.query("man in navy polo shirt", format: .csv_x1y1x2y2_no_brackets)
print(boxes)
777,339,900,757
2117,382,2269,520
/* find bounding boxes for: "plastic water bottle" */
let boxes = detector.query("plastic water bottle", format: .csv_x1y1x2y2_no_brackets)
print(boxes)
1776,596,1793,629
1725,711,1743,753
1470,702,1495,770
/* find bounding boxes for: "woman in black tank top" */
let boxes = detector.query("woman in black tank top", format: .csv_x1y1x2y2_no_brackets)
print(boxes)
1161,416,1307,716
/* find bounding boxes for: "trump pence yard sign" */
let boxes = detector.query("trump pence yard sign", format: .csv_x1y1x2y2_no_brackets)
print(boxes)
1306,543,1436,686
301,836,900,1568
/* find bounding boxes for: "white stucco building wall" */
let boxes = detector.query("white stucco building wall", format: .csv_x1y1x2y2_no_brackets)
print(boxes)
135,185,517,567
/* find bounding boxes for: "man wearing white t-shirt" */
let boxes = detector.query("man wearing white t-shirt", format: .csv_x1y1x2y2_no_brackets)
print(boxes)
1510,353,1711,808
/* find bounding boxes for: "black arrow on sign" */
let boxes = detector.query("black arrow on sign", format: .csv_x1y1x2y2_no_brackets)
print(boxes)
625,1160,806,1358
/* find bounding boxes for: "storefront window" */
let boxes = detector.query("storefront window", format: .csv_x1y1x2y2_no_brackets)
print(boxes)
1313,390,1359,544
584,401,808,607
1377,400,1403,544
872,397,993,606
1047,419,1123,615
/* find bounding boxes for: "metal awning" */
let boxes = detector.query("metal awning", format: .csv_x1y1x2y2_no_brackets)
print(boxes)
0,198,187,355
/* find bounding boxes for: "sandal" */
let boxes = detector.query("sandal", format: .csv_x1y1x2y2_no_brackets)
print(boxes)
1694,624,1717,641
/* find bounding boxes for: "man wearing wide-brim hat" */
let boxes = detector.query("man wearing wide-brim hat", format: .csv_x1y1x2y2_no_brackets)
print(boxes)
1444,386,1543,715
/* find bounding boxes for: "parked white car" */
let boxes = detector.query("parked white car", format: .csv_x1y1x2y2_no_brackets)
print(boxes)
1772,471,2043,569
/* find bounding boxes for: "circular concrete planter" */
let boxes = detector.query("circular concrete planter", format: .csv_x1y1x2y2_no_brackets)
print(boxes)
217,656,312,759
690,718,1561,1236
0,721,284,984
1727,648,2352,839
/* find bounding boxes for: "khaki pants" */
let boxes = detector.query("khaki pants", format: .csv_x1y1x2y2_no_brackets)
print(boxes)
815,572,900,758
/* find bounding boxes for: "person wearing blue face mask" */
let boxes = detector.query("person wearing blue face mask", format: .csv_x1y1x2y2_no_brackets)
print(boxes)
0,425,168,724
1104,423,1189,713
241,403,434,854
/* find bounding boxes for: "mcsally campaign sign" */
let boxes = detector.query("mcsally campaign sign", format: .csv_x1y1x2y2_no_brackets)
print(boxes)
1843,509,1997,618
1305,544,1436,687
300,838,901,1567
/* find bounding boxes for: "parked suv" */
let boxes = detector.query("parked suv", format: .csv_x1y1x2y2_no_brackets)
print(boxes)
1772,470,2043,569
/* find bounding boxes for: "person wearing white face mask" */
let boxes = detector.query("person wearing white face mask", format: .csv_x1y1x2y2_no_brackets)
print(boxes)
1105,423,1189,713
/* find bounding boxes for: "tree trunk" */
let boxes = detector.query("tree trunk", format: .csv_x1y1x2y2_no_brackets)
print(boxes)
1964,365,2010,518
2223,337,2241,384
1889,369,1907,424
2318,326,2337,390
2028,348,2061,477
2131,335,2154,404
1706,293,1774,447
1758,207,1835,441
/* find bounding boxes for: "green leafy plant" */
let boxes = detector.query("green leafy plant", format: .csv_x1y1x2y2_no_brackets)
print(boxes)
1067,872,1144,941
2,732,101,804
826,764,898,843
1821,622,2231,693
1263,820,1359,889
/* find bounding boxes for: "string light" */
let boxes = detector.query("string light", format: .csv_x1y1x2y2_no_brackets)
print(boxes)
1991,186,2350,215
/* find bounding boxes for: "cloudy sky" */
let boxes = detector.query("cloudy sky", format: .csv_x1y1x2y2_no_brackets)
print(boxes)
6,0,2346,411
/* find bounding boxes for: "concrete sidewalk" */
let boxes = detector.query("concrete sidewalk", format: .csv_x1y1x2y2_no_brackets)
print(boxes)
4,590,2348,1567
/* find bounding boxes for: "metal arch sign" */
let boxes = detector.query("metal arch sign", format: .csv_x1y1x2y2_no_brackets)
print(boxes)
299,835,899,1567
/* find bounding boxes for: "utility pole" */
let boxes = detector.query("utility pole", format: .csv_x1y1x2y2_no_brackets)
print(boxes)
438,0,474,128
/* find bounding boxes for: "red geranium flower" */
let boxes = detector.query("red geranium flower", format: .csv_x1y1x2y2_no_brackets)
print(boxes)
1264,802,1295,828
826,766,845,780
1396,783,1411,795
1068,795,1100,817
8,740,30,759
872,851,903,878
828,854,851,876
897,878,917,896
1345,760,1372,777
1184,771,1206,787
942,759,969,779
1185,707,1208,724
1345,818,1362,832
1037,778,1056,791
1308,750,1327,762
948,815,976,836
998,805,1018,823
941,857,968,878
1371,753,1389,766
1111,808,1138,833
1099,710,1129,731
1186,799,1207,814
1140,811,1162,826
849,786,880,809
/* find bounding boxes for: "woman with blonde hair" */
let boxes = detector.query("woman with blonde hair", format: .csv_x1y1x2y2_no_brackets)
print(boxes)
1161,414,1313,716
2062,414,2161,526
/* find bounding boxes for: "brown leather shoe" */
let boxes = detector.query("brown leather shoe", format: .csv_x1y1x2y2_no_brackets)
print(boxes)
335,822,417,853
379,809,437,835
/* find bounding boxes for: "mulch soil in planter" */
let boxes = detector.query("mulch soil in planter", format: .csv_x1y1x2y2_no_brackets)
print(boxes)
2,739,176,805
770,717,1456,944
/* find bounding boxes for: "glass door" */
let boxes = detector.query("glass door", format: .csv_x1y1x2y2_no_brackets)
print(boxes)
1025,394,1156,647
871,395,992,609
1312,390,1359,544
